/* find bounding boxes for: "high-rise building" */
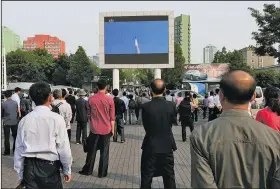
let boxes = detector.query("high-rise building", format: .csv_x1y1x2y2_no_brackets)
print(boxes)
2,26,23,54
174,14,191,64
203,45,217,63
240,46,275,68
23,35,65,58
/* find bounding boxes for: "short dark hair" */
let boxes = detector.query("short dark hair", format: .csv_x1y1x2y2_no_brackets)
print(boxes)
178,92,182,97
185,91,191,97
150,79,166,95
4,91,13,98
193,93,197,98
74,91,77,95
123,92,127,96
62,89,67,98
210,91,214,96
69,90,73,95
166,90,171,95
112,89,119,97
97,79,107,90
264,87,280,115
15,87,21,92
220,70,256,105
215,88,220,94
29,82,51,106
128,94,134,99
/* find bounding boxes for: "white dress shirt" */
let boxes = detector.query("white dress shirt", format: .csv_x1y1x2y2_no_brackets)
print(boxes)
208,96,215,108
53,99,72,130
120,96,129,110
11,93,20,108
14,106,72,180
213,95,222,108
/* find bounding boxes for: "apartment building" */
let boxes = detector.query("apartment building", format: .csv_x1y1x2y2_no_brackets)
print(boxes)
2,26,23,54
174,14,191,64
203,44,217,64
240,46,275,68
23,35,65,58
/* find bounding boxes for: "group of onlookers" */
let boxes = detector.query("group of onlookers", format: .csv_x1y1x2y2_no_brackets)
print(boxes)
2,69,280,189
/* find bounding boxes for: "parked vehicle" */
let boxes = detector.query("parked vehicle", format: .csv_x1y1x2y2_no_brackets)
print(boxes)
170,90,204,106
184,70,208,81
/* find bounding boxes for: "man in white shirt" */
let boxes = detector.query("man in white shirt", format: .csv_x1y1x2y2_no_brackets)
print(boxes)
207,91,215,121
213,88,222,119
14,82,72,188
120,91,129,125
11,87,21,118
52,89,73,142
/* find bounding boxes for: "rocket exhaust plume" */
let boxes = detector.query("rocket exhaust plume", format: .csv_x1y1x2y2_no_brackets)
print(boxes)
135,37,140,54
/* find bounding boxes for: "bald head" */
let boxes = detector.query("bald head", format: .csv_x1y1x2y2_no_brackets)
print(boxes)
151,79,166,95
220,70,256,105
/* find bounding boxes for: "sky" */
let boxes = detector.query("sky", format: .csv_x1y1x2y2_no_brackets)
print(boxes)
105,21,168,54
2,1,278,63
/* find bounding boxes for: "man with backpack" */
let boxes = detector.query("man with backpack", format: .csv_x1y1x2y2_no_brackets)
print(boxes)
112,89,126,143
52,89,72,141
128,94,137,125
20,93,31,118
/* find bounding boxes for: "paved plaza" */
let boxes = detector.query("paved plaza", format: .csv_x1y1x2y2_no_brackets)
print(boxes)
1,109,259,188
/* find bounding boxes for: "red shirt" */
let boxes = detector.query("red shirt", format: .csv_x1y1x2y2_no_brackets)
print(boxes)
88,92,115,135
256,107,280,132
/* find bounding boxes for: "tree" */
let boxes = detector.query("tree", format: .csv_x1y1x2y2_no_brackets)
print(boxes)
255,69,280,88
249,4,280,64
6,49,54,82
67,46,97,87
213,49,253,74
162,43,186,88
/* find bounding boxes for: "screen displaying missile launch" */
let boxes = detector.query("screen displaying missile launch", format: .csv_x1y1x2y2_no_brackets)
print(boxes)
104,15,169,64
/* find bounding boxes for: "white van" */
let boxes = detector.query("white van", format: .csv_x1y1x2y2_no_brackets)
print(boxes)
254,86,264,108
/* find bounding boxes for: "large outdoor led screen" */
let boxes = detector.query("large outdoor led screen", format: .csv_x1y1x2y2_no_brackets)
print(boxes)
104,16,169,64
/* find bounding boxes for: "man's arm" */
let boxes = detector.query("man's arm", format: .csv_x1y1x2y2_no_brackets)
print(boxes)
190,130,217,188
14,120,25,181
56,117,73,176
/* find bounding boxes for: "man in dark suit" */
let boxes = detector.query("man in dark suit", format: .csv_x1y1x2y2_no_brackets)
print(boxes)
141,79,177,189
75,89,89,144
66,90,76,123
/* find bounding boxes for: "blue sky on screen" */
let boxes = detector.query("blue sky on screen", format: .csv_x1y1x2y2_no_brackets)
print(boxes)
105,21,168,54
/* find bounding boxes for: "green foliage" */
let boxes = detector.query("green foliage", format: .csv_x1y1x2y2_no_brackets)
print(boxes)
162,43,186,88
67,46,98,87
249,4,280,64
6,49,55,82
213,49,254,75
255,69,280,88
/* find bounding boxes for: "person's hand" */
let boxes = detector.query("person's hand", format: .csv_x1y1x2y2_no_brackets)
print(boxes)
63,174,71,184
111,129,115,136
18,179,22,184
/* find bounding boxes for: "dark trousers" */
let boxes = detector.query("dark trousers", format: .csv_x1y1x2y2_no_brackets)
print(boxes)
70,108,76,123
208,108,217,121
81,132,111,177
76,122,87,143
3,125,18,154
123,110,128,125
192,108,198,122
141,151,176,189
23,157,63,189
113,116,125,142
181,119,194,141
67,129,71,142
202,107,207,119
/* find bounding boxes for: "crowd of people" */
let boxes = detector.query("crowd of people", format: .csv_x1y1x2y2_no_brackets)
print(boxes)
1,69,280,188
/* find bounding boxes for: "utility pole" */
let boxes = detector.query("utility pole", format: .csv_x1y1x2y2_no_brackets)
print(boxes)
1,47,7,91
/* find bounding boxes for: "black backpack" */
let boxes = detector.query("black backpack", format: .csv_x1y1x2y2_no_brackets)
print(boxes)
51,102,63,114
128,99,137,109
